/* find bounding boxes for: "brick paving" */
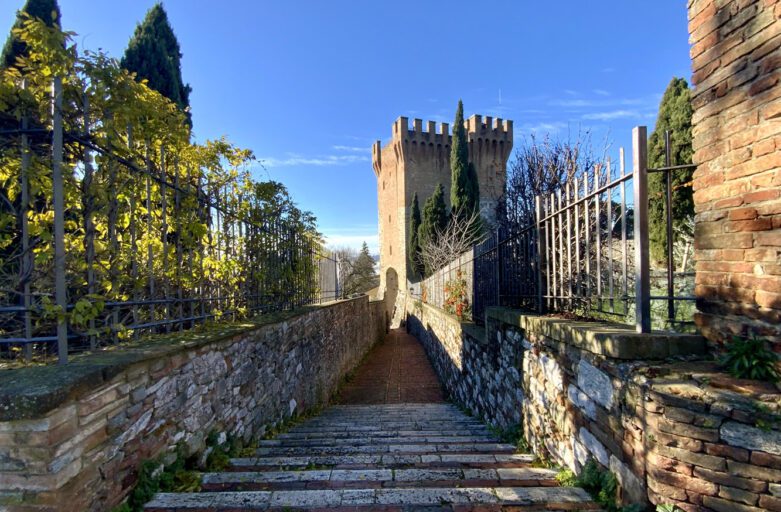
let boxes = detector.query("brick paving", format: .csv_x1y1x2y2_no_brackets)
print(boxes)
336,328,445,405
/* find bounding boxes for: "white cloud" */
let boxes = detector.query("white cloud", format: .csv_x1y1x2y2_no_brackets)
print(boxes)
582,110,641,121
324,231,379,254
260,153,370,167
516,121,568,136
593,89,610,96
332,145,369,153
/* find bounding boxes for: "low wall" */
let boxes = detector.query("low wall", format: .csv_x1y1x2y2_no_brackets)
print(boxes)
405,302,781,510
406,299,522,429
0,296,387,512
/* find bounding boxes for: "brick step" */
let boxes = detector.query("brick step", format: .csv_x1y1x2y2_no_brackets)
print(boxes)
230,453,535,469
201,467,559,491
144,486,596,510
259,435,501,447
275,428,491,439
255,443,516,457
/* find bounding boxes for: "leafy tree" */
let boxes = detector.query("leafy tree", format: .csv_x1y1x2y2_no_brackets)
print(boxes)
0,17,322,361
1,0,61,69
450,100,480,224
418,184,448,276
121,3,192,125
648,77,694,267
407,193,423,279
343,242,378,295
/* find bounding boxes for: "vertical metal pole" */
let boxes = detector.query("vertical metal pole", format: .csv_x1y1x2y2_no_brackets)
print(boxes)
633,126,651,333
160,147,169,331
595,166,602,312
664,130,675,325
573,180,580,303
52,77,68,364
535,196,545,313
606,158,614,314
145,146,155,327
105,112,119,344
82,94,96,349
20,79,33,361
495,229,501,307
565,183,572,309
620,148,628,316
584,176,591,302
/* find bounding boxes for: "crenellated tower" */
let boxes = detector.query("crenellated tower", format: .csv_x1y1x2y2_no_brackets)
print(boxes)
372,114,513,301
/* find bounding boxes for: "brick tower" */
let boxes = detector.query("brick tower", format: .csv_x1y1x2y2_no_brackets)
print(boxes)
372,114,513,306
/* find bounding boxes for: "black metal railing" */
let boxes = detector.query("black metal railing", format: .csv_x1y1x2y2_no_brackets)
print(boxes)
0,78,342,366
417,126,696,333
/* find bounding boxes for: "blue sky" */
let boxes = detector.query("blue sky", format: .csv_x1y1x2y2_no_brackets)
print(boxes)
1,1,691,253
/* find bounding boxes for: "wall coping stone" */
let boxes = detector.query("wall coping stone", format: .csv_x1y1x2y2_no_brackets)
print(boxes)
486,307,707,360
0,298,364,422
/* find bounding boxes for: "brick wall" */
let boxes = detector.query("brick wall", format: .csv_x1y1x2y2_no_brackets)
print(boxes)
689,0,781,347
0,297,386,512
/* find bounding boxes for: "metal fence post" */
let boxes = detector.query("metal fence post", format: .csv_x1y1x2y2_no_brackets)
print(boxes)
535,195,545,314
632,126,651,333
495,229,501,308
52,77,68,364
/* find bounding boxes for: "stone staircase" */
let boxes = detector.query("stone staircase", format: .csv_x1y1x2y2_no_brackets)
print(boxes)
145,403,597,510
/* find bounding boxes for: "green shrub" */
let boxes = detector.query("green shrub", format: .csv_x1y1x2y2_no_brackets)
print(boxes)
720,336,780,382
556,459,644,512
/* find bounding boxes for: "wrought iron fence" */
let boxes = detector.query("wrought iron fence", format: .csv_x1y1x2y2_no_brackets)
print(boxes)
0,79,341,366
417,126,696,333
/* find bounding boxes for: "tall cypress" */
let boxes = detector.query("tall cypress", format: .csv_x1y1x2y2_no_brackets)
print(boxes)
121,3,192,125
407,193,423,279
450,100,480,222
418,184,448,276
1,0,61,69
648,77,694,266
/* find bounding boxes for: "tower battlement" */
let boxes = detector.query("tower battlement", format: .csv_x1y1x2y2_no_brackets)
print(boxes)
372,115,513,176
372,111,513,299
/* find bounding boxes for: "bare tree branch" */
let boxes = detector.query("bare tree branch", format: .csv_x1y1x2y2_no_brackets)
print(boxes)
418,208,486,275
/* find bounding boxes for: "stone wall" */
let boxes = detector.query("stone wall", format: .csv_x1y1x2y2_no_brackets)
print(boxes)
0,296,387,512
405,300,523,428
405,303,781,510
689,0,781,347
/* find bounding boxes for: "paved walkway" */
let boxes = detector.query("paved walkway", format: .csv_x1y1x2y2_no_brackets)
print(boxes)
146,403,597,511
144,329,597,510
336,328,445,405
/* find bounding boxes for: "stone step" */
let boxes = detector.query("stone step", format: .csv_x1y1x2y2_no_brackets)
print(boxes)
258,435,500,447
289,420,486,430
230,453,536,469
145,486,596,510
275,428,491,439
201,467,560,491
255,442,516,457
310,412,472,422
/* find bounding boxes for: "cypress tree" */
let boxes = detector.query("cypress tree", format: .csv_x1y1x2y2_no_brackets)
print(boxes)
1,0,61,69
407,193,423,279
450,100,480,222
647,77,694,266
344,242,378,294
121,3,192,125
418,184,448,276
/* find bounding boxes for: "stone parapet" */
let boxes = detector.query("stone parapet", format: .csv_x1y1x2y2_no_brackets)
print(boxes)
0,297,387,511
404,303,781,509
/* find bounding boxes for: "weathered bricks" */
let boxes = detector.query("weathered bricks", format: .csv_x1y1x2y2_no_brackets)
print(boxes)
690,0,781,346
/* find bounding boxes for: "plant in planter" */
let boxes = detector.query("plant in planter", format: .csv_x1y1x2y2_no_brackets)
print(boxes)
443,270,470,321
